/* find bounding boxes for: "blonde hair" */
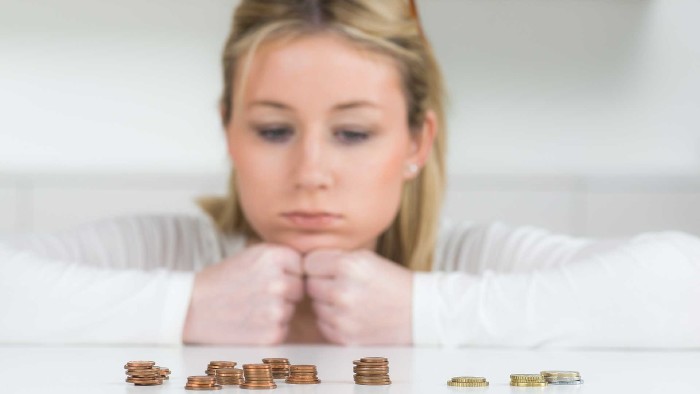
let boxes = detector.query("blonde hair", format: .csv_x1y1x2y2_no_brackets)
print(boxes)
198,0,448,271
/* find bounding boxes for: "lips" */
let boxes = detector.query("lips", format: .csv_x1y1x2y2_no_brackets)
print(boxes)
281,211,342,228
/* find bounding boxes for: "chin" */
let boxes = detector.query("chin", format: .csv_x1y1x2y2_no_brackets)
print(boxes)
274,232,357,254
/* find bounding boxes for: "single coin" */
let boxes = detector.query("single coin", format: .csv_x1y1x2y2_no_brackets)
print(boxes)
126,377,162,384
511,374,546,382
125,361,156,368
240,383,277,389
126,370,160,376
541,371,580,378
451,377,487,383
360,357,388,363
188,376,217,382
289,365,316,370
355,377,392,383
447,381,489,387
510,382,547,387
545,377,582,383
185,386,222,391
548,380,584,385
209,361,236,366
286,379,321,384
216,369,243,375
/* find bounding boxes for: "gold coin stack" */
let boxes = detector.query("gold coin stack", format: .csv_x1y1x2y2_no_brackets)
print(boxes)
215,368,244,385
240,364,277,390
206,361,237,376
159,367,171,380
447,376,489,387
185,375,222,391
285,364,321,384
353,357,391,385
124,361,164,386
510,374,547,387
541,371,583,385
262,358,291,379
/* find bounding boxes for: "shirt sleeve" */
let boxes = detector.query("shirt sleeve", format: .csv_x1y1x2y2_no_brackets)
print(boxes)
413,223,700,348
0,214,221,345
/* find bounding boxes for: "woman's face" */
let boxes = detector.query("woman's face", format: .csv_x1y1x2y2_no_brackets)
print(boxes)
226,33,435,255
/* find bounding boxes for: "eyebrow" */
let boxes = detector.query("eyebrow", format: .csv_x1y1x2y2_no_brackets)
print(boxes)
248,100,380,111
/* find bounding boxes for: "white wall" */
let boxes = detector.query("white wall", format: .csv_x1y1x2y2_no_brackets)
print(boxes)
1,0,699,175
1,0,698,236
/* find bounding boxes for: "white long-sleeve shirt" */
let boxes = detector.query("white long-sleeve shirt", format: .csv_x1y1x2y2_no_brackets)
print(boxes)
1,213,698,347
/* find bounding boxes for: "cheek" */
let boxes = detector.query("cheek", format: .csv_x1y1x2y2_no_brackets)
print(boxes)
229,137,286,225
342,143,407,223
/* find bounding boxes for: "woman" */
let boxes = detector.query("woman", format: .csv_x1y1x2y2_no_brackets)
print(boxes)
1,0,699,347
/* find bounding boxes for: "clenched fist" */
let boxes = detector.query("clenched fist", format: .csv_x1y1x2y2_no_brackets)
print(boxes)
183,243,303,344
303,249,413,345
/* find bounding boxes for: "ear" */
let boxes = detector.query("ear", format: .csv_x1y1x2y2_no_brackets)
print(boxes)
404,109,437,180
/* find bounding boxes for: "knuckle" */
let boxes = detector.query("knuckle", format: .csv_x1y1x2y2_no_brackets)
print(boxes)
266,279,286,296
334,290,354,307
267,302,285,322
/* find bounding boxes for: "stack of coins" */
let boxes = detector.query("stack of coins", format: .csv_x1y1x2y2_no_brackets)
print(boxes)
447,376,489,387
185,376,221,391
240,364,277,390
541,371,583,385
124,361,164,386
159,367,171,380
262,358,291,379
215,368,244,386
510,374,547,387
353,357,391,385
206,361,237,376
285,365,321,384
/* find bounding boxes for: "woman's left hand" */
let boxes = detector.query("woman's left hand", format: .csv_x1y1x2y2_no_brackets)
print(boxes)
303,249,413,345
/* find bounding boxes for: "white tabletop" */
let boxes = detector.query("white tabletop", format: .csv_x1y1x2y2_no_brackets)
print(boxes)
0,345,698,394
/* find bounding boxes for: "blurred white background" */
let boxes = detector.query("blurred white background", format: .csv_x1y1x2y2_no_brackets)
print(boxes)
1,0,698,237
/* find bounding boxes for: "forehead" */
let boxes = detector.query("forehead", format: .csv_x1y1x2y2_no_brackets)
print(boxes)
237,33,405,110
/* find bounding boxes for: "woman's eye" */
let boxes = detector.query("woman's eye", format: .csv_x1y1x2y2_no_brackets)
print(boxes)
336,130,370,144
257,127,292,142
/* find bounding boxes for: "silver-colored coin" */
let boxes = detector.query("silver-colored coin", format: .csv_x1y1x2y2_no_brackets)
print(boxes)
548,380,584,385
546,377,582,383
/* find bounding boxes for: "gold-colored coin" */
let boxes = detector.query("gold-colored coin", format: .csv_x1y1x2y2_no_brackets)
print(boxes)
451,376,487,383
540,370,581,381
511,382,547,387
447,381,489,387
510,374,546,382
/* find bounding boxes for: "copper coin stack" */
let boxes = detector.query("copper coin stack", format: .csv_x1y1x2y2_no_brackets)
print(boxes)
262,358,291,379
285,364,321,384
215,368,244,385
353,357,391,385
159,367,171,380
206,361,237,376
124,361,165,386
240,364,277,390
185,375,222,391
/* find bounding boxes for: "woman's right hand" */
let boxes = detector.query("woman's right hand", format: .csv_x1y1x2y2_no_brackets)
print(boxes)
182,243,304,345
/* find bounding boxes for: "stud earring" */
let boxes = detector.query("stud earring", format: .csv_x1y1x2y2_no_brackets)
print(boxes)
406,163,419,175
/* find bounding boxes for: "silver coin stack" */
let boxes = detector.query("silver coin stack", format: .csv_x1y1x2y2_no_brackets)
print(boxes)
541,371,583,385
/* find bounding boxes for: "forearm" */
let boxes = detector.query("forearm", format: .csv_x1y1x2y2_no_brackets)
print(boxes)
0,246,195,344
414,231,700,348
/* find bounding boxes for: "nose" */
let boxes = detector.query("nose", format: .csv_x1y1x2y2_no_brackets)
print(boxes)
293,130,334,191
